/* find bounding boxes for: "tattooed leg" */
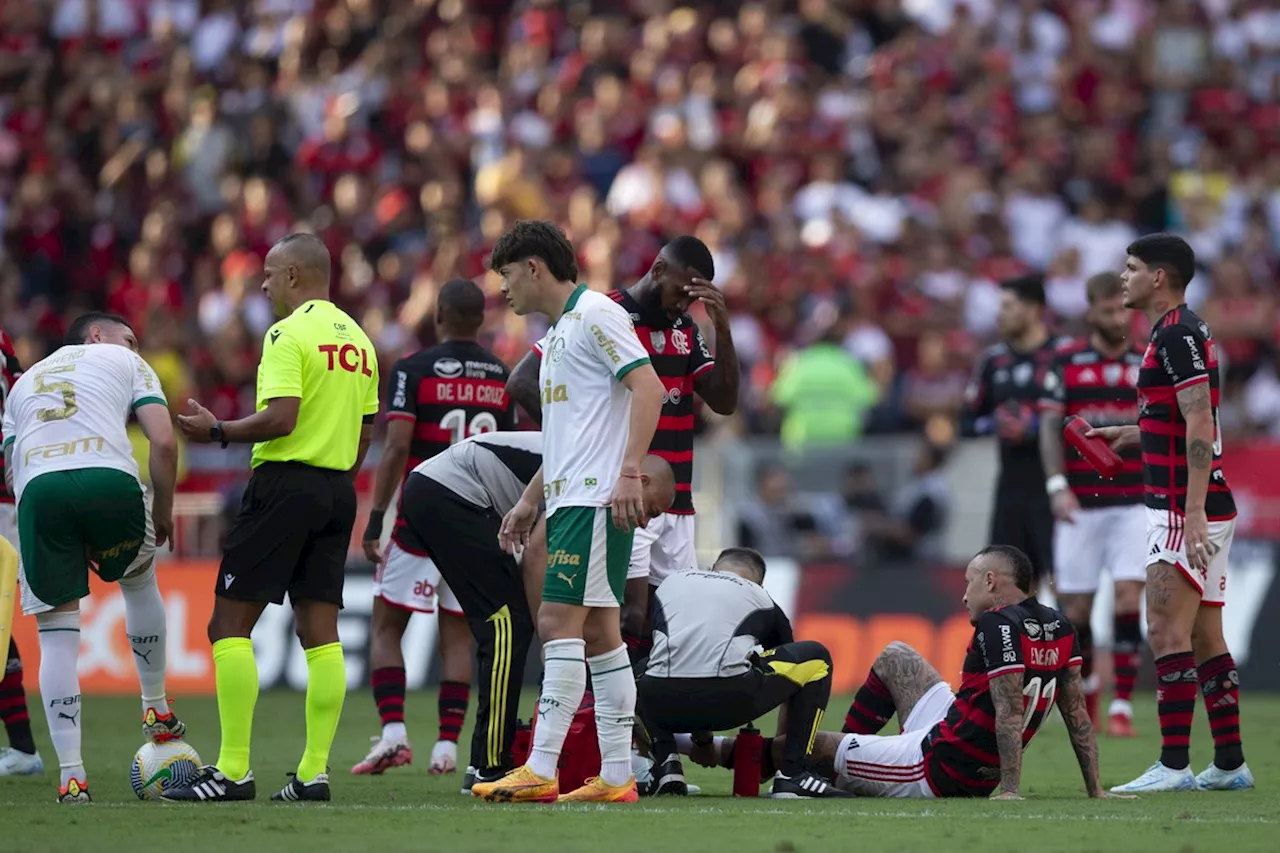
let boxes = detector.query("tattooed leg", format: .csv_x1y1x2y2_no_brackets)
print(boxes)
871,641,945,722
1144,562,1199,658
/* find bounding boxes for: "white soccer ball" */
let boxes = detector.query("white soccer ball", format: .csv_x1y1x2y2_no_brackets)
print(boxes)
131,740,201,800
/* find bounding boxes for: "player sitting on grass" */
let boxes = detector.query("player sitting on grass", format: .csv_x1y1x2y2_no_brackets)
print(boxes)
2,313,183,803
690,546,1131,800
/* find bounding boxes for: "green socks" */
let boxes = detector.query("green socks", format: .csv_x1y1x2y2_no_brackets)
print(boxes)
297,642,346,782
212,637,258,781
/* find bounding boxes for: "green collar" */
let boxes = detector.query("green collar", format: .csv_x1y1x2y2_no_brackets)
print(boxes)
551,284,587,327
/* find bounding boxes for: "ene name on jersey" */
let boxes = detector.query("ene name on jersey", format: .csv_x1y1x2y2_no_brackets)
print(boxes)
922,598,1081,798
386,340,515,477
1040,338,1144,507
1136,306,1235,522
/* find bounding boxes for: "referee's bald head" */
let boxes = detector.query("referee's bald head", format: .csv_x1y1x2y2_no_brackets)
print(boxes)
263,232,332,315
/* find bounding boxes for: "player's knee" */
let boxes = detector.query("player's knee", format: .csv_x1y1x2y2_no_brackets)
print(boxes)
793,640,832,665
620,600,645,639
875,640,920,669
1144,613,1186,655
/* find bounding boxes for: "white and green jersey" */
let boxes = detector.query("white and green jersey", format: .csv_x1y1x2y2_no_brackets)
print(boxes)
1,344,166,504
535,285,650,515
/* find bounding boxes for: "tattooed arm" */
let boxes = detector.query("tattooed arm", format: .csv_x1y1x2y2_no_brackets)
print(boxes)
1057,664,1103,796
1176,380,1217,570
988,671,1025,798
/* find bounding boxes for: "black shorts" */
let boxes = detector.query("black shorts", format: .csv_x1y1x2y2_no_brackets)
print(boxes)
990,480,1054,579
396,474,523,616
219,462,357,606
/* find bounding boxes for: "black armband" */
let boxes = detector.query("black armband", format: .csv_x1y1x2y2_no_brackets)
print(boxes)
363,509,386,544
362,413,376,425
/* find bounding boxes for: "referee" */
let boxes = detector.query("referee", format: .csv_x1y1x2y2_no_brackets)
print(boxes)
638,548,848,799
169,233,380,803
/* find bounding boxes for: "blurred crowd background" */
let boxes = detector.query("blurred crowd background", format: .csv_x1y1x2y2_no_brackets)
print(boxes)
3,0,1280,517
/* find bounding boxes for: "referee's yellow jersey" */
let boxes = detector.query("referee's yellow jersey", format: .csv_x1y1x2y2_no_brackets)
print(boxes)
252,299,380,471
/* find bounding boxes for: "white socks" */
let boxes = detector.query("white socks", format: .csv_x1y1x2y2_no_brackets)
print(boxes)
588,644,636,787
382,721,407,742
119,568,169,715
527,638,586,780
37,610,85,786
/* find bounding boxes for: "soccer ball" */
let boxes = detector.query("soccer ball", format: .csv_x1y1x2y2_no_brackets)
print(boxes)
130,740,201,800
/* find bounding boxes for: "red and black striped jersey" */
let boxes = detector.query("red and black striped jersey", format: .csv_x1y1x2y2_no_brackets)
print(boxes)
385,340,516,481
0,329,21,505
923,598,1081,798
532,288,714,514
1039,338,1144,508
1137,306,1236,522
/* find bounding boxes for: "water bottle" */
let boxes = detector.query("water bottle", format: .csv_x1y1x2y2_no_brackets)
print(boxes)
733,725,763,797
1063,415,1124,478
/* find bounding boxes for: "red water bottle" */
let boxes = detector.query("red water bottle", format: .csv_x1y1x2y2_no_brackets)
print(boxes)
733,725,763,797
1063,416,1124,478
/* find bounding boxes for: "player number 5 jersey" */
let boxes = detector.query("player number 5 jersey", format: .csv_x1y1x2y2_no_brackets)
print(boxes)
1,344,167,504
535,285,651,514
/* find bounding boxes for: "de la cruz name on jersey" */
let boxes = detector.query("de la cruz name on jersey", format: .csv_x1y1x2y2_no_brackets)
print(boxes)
1040,339,1144,508
385,340,516,477
1137,306,1236,522
922,598,1082,797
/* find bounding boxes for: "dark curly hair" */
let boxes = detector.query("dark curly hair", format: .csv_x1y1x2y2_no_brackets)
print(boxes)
488,220,579,283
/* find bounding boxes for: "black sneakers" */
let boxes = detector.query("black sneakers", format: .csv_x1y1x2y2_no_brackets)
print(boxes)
643,756,688,797
769,770,852,799
161,766,256,802
271,771,331,802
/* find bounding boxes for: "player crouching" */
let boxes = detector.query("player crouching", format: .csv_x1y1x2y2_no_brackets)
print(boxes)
690,546,1130,801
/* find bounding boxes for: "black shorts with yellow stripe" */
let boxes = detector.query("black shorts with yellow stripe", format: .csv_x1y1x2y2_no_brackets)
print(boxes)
400,474,536,775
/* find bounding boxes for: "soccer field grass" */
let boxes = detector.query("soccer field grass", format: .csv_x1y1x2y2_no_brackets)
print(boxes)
1,691,1277,853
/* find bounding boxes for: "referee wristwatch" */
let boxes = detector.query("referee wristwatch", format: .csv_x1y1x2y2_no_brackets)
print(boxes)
210,421,229,449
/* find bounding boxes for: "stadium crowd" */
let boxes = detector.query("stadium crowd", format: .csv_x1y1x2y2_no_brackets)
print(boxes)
3,0,1280,446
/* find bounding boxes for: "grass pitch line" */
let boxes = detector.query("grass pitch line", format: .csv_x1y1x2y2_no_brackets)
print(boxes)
7,801,1273,824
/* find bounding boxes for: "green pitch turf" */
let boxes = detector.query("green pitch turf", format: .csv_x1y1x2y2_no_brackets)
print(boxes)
1,690,1277,853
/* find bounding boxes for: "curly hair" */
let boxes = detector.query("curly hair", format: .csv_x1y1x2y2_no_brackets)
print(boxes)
488,220,579,283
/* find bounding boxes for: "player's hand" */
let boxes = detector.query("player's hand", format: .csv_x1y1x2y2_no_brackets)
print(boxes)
990,791,1023,801
1050,488,1079,524
1085,425,1140,452
362,511,385,564
1092,790,1137,800
499,498,538,555
609,473,646,533
994,403,1035,443
1184,506,1216,574
686,278,729,326
154,512,175,553
177,399,217,442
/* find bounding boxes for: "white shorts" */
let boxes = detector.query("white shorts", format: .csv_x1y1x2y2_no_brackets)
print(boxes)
374,540,462,616
1053,503,1148,594
1145,507,1235,606
11,497,157,616
833,681,955,798
628,512,697,585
